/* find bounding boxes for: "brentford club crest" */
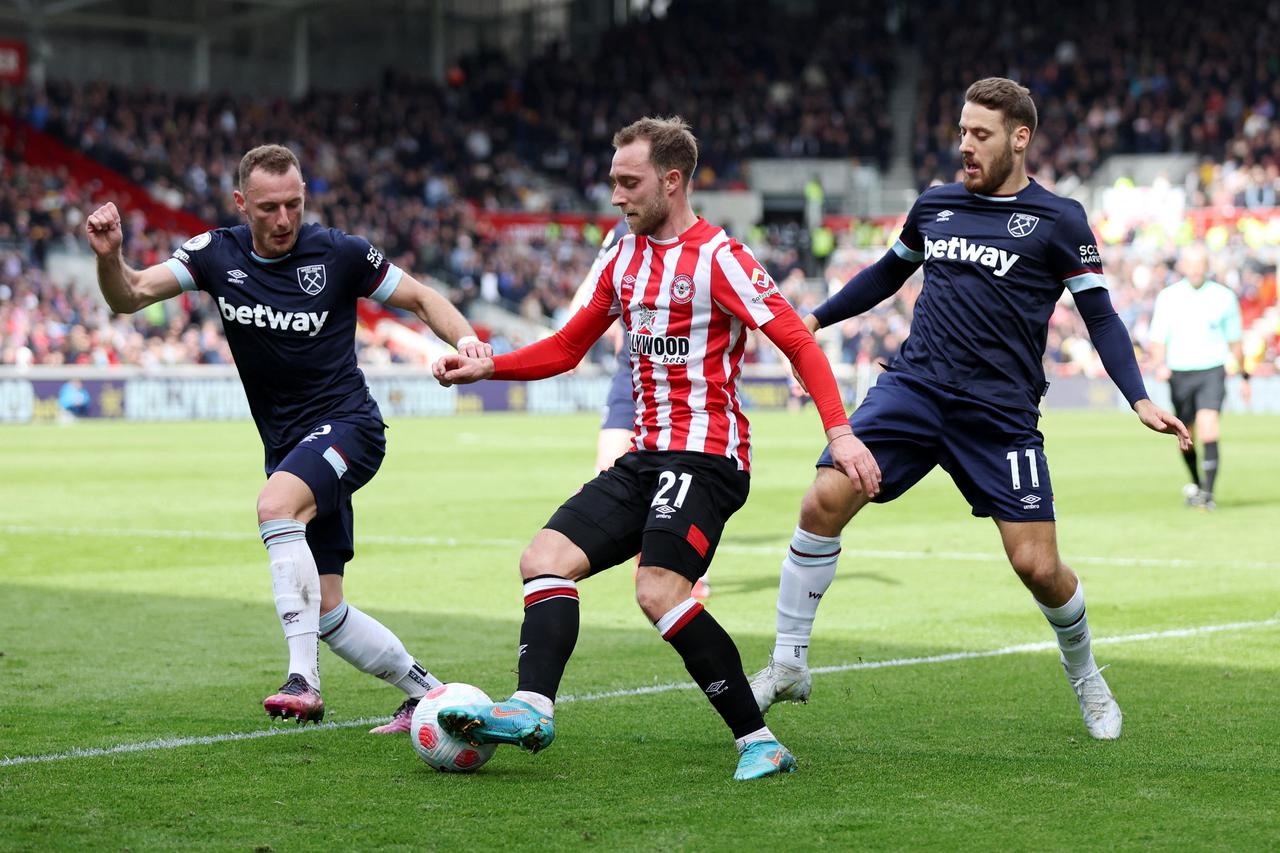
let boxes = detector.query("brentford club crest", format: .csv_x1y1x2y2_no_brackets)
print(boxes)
670,274,695,304
1007,213,1040,238
297,264,327,295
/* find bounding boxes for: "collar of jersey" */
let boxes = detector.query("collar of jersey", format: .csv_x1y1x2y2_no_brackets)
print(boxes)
646,217,708,246
250,249,293,264
971,177,1036,202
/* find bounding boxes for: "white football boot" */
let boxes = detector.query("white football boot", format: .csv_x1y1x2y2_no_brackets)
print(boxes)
749,655,812,714
1064,660,1122,740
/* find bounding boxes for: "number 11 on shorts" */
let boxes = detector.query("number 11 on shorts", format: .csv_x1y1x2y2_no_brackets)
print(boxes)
1006,449,1040,490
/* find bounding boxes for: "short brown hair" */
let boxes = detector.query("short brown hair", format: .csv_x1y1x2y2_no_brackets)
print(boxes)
238,144,302,189
613,116,698,187
965,77,1038,138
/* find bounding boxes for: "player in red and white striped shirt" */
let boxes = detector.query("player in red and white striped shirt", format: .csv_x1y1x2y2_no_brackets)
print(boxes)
432,117,880,780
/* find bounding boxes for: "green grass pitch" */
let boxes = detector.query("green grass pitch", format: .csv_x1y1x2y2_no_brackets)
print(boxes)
1,410,1277,850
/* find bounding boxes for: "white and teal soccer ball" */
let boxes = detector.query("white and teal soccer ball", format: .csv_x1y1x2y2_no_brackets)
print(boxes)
410,682,497,772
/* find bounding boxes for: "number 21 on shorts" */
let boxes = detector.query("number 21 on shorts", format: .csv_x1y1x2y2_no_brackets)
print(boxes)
652,471,693,508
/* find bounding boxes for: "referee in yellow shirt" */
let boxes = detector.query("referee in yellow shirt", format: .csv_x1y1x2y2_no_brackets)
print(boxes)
1148,244,1251,510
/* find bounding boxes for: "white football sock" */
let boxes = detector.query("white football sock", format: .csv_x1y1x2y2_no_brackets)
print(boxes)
319,599,438,698
1037,580,1097,679
734,726,777,751
511,690,554,717
773,527,841,668
260,519,320,690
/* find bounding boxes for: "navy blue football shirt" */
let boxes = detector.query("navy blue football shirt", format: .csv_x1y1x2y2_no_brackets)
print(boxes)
887,179,1106,413
164,223,403,458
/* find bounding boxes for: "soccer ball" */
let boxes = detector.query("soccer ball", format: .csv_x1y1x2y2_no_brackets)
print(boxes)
410,682,497,772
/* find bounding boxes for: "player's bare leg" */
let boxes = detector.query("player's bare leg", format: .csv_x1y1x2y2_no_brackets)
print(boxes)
996,519,1122,739
751,467,869,713
258,472,325,723
637,564,794,779
439,529,589,752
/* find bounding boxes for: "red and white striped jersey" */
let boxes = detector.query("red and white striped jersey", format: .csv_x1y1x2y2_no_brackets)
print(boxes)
591,217,792,471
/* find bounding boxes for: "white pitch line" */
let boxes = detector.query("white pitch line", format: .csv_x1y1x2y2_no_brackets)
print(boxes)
3,617,1275,769
4,524,1278,571
0,524,525,549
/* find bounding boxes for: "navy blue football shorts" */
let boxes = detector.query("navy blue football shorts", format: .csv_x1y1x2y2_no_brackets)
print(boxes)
817,371,1055,522
269,419,387,574
600,350,635,431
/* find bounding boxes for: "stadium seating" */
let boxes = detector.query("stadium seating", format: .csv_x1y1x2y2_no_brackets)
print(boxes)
2,1,1278,372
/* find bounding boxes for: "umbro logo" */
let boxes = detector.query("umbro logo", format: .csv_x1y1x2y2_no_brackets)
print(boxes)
226,269,248,285
653,504,677,519
282,611,300,624
1020,494,1042,508
518,643,528,657
705,679,727,697
937,210,954,221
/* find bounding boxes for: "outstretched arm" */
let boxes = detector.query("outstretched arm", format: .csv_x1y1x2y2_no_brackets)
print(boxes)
1075,287,1191,449
433,290,616,386
383,274,491,358
86,202,183,314
810,248,920,330
761,309,882,497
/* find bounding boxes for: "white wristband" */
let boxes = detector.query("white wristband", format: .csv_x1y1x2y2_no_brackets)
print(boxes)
456,335,480,349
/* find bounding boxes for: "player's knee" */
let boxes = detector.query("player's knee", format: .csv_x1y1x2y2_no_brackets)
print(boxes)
518,541,572,582
256,491,297,524
799,472,859,535
1008,547,1058,589
633,570,686,621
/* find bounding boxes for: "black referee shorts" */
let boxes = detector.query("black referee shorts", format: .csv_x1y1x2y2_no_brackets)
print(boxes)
545,450,750,583
1169,366,1227,424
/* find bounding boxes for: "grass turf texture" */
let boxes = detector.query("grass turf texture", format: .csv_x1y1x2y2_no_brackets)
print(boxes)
1,411,1277,851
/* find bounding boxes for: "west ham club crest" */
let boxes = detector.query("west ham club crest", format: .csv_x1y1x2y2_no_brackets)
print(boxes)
297,264,327,295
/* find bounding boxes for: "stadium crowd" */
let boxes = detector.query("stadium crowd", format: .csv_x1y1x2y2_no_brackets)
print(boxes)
2,0,1278,375
912,0,1280,196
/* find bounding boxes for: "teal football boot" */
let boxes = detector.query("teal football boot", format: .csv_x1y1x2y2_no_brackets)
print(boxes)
438,697,556,753
733,740,797,780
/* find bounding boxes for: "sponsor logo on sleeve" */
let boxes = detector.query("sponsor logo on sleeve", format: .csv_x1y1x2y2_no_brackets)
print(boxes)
1078,244,1101,266
365,246,384,268
182,232,212,251
749,268,780,302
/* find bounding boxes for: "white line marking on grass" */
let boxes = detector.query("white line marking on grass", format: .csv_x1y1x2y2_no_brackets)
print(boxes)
0,718,386,768
3,617,1275,769
0,524,525,549
5,524,1278,570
